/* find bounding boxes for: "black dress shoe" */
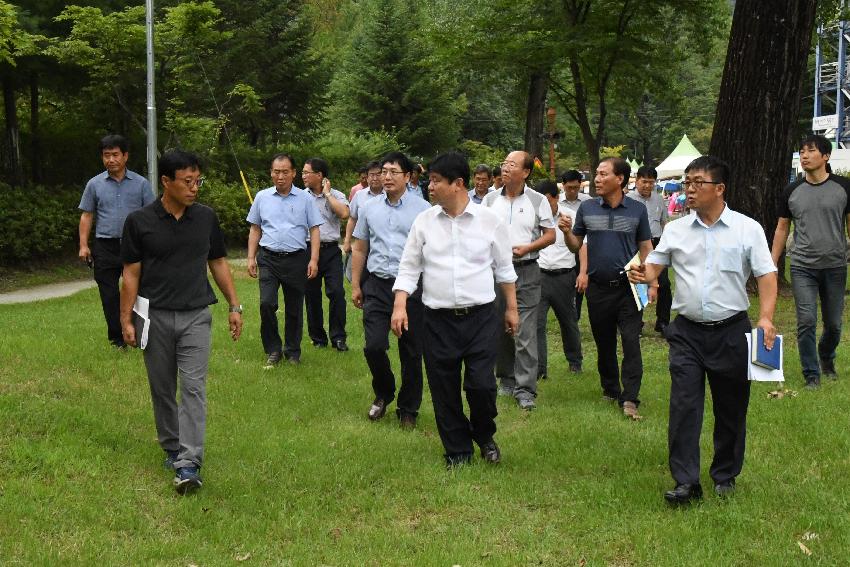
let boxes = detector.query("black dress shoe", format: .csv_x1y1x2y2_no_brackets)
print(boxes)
368,398,387,421
311,339,328,348
332,339,349,352
445,452,473,469
664,483,703,505
480,441,501,464
714,479,736,497
399,413,416,430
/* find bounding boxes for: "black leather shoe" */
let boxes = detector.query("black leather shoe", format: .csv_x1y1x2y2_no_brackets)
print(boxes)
368,398,387,421
311,339,327,348
399,413,416,430
333,339,349,352
445,453,473,469
480,441,501,464
664,483,703,505
820,358,837,378
714,479,736,497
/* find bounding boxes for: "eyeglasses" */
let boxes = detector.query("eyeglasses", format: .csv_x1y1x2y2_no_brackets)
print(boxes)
500,160,520,170
381,168,405,177
367,172,381,178
301,170,316,176
179,177,205,188
682,179,721,189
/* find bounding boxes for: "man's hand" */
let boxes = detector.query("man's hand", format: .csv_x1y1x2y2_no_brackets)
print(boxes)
505,306,519,336
558,213,573,233
757,316,776,350
352,286,363,309
576,272,588,293
322,178,331,196
627,263,648,284
307,259,319,279
391,305,408,337
78,245,91,264
247,257,258,278
342,240,351,255
122,320,136,348
229,312,243,341
512,245,530,258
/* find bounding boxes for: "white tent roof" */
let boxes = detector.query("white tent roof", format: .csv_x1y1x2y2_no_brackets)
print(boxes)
655,135,701,179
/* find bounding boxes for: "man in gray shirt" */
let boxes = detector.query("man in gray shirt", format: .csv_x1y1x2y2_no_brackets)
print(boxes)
771,134,850,389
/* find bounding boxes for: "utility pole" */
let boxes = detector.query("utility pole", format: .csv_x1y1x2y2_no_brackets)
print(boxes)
145,0,158,192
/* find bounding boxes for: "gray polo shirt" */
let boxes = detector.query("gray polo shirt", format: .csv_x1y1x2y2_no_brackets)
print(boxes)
78,169,155,238
306,187,350,242
626,190,667,238
778,174,850,269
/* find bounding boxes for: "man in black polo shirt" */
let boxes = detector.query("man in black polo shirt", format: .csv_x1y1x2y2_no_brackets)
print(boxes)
120,150,243,495
562,157,653,420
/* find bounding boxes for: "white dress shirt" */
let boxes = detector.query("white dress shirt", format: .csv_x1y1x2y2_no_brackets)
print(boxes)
481,185,555,261
538,204,576,270
393,201,518,309
646,205,776,322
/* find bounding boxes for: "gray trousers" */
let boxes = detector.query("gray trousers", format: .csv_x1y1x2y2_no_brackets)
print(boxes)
495,261,541,400
141,306,212,469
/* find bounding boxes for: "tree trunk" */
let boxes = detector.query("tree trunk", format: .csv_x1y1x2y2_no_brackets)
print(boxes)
30,71,42,185
2,73,24,187
709,0,817,251
524,70,548,159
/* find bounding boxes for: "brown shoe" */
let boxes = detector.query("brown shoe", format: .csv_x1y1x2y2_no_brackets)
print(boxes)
623,401,641,420
399,413,416,430
367,398,387,421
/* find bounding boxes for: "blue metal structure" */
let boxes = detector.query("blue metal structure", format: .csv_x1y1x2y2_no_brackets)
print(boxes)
813,11,850,147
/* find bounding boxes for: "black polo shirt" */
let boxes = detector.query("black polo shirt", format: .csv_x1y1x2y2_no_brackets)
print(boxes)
121,199,227,310
572,196,651,282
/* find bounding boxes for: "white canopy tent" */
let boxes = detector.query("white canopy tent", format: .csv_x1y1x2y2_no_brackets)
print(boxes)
655,134,702,179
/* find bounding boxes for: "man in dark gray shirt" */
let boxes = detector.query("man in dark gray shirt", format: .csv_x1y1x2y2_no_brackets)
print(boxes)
771,134,850,389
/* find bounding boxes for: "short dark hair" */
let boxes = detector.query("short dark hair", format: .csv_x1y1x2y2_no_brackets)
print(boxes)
159,149,202,179
491,165,502,176
381,151,413,173
366,160,381,172
519,152,534,172
535,179,559,198
270,153,296,169
560,169,582,183
100,134,128,154
685,155,730,186
473,164,492,177
357,165,368,174
304,157,329,178
600,157,630,188
636,165,657,179
800,134,832,156
428,152,469,187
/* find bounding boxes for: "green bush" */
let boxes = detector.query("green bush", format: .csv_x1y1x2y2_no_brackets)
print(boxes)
197,178,252,249
0,184,81,265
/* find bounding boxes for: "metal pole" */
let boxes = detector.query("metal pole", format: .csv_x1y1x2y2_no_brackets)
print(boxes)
145,0,158,193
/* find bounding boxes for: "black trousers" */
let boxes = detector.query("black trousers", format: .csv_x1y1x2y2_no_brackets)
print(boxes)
424,303,500,458
666,313,751,486
362,275,423,417
652,237,672,326
258,248,309,358
586,280,643,405
305,243,347,344
92,238,124,345
537,268,583,376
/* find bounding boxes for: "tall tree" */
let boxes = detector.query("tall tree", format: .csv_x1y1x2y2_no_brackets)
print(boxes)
709,0,818,245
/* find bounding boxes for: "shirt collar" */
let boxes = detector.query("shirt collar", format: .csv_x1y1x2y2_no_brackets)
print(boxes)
384,188,409,207
441,198,478,218
153,197,194,220
689,203,731,228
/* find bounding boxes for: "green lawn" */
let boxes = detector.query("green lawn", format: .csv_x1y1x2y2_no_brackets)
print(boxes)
1,268,848,566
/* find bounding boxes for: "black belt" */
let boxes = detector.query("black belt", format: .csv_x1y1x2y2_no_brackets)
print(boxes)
261,246,305,257
682,311,748,328
96,237,121,241
513,258,538,267
318,241,339,249
432,302,493,317
590,276,627,288
541,267,573,275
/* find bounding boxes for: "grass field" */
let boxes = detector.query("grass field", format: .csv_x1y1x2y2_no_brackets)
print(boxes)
1,265,848,566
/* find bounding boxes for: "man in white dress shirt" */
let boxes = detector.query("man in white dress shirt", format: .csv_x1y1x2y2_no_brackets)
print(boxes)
535,180,583,379
629,155,777,505
392,152,519,467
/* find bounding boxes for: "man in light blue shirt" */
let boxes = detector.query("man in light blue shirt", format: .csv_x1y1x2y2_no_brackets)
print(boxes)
351,151,431,428
78,134,154,348
468,164,494,204
629,155,777,505
246,153,323,367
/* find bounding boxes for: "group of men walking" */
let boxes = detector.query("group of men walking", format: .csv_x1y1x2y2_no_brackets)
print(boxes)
77,132,846,505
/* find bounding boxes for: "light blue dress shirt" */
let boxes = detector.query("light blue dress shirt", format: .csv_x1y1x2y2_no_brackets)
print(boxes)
646,205,776,322
306,187,349,242
352,190,432,279
78,169,154,238
246,186,324,252
349,188,384,219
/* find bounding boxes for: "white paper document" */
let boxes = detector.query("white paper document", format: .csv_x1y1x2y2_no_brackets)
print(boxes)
745,332,784,382
133,295,151,350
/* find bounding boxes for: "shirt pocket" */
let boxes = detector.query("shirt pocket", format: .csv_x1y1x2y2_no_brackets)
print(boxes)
464,235,492,265
718,245,743,273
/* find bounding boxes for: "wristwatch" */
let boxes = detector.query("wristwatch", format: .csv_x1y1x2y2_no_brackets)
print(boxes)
229,304,243,314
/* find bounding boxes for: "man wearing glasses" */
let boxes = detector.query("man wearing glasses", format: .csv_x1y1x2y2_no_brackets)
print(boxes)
342,161,383,256
119,149,243,494
351,151,431,428
482,151,555,411
246,153,323,368
302,157,351,352
628,156,777,504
